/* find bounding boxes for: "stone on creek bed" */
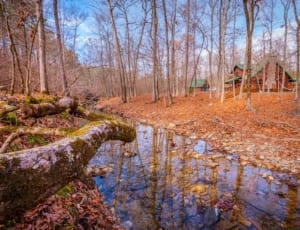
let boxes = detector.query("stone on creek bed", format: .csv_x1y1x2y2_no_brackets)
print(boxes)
203,206,221,228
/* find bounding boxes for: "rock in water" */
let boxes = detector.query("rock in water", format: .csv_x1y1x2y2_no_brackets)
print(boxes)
122,220,133,230
203,206,221,228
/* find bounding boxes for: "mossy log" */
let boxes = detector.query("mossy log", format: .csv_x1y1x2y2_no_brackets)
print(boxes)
21,97,78,118
0,119,136,223
0,104,19,119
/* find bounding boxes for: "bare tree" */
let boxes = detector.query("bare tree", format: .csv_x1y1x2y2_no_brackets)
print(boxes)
151,0,159,102
218,0,230,103
53,0,69,96
106,0,127,103
280,0,291,92
1,0,25,94
208,0,217,98
170,0,177,96
242,0,259,110
162,0,173,106
36,0,48,94
291,0,300,112
183,0,190,97
230,0,238,98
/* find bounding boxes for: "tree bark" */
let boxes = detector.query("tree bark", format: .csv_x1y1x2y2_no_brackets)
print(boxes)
1,0,25,94
162,0,173,106
243,0,258,111
0,104,19,119
0,119,136,223
170,0,177,96
151,0,159,102
36,0,49,94
53,0,69,96
183,0,190,97
280,0,291,92
208,0,217,99
106,0,127,103
291,0,300,112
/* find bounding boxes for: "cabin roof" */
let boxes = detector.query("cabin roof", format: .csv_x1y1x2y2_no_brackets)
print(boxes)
224,76,242,84
190,79,208,88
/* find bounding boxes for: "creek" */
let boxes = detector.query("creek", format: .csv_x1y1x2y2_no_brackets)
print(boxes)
89,122,300,229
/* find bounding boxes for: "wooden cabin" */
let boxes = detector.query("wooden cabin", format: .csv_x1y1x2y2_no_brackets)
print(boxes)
225,59,296,92
189,79,210,92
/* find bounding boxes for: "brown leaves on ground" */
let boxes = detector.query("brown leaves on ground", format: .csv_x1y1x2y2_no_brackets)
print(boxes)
98,92,300,175
11,180,124,230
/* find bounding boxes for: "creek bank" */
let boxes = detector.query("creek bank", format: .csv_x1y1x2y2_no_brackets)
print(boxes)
98,93,300,179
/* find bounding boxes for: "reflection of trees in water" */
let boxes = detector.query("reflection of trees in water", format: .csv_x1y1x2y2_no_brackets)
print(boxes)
95,124,300,229
285,185,298,228
157,130,174,226
113,143,125,208
179,136,186,230
150,127,160,228
234,159,244,197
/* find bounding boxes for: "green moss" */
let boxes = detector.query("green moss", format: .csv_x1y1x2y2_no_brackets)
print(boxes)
56,184,73,198
76,105,85,116
23,95,58,104
9,144,19,152
24,96,40,104
67,121,102,137
60,111,70,120
86,112,113,121
4,112,18,125
27,135,48,145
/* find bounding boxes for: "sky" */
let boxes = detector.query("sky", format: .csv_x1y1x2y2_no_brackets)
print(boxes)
45,0,299,65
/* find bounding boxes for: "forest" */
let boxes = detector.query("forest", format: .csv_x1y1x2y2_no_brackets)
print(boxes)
0,0,299,107
0,0,300,229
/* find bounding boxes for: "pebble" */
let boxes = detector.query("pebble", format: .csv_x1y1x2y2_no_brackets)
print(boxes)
122,220,133,230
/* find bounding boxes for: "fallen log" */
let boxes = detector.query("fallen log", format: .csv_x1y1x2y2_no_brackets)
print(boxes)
0,119,136,223
0,104,19,119
21,97,78,118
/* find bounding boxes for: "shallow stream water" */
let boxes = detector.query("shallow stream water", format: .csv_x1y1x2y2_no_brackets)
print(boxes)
90,123,300,229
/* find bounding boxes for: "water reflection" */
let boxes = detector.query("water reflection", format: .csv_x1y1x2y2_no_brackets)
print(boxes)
90,123,300,229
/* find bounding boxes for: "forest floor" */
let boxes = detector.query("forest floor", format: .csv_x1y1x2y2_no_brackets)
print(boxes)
98,92,300,178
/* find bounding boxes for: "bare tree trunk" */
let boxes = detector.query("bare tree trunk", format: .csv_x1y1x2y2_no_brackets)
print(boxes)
243,0,258,110
291,0,300,111
231,0,237,98
170,0,177,97
0,119,136,223
183,0,190,97
218,0,230,103
1,0,25,94
162,0,173,106
36,0,49,94
151,0,159,102
132,2,147,97
106,0,127,103
53,0,69,96
208,0,217,99
280,0,291,92
25,24,38,96
123,8,133,98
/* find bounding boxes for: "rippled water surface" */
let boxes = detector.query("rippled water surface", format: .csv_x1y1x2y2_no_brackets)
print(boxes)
90,123,300,229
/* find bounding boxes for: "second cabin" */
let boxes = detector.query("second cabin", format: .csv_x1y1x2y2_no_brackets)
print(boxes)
225,56,296,92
